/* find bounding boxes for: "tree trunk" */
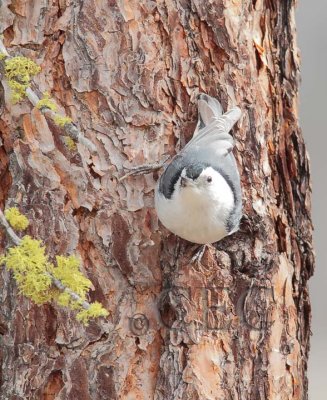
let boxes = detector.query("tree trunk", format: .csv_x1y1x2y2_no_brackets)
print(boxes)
0,0,314,399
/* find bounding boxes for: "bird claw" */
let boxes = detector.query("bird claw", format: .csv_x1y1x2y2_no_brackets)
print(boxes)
119,155,170,181
190,245,208,265
190,244,218,267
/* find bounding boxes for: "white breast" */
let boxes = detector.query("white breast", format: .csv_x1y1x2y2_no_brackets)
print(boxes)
155,170,234,244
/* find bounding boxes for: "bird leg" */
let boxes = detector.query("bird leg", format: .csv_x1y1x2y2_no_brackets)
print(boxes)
119,155,170,181
190,244,216,265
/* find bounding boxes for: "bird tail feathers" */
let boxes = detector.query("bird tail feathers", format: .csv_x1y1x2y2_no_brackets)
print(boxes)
216,107,242,133
197,94,223,126
188,93,242,148
194,93,241,137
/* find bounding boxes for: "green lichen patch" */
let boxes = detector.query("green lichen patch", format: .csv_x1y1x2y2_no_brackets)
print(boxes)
64,136,77,150
36,92,57,112
0,235,53,303
53,115,72,127
0,209,109,325
4,207,29,231
51,255,92,301
77,302,109,325
4,56,41,103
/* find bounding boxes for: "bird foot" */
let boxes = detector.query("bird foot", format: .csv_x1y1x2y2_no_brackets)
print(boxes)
190,244,215,265
119,155,170,181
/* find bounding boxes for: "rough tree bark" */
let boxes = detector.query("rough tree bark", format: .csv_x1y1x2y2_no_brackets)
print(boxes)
0,0,314,399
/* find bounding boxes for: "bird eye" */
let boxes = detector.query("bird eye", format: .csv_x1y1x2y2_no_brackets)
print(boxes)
207,176,212,183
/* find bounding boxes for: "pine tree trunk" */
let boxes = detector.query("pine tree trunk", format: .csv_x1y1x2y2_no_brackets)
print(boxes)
0,1,314,399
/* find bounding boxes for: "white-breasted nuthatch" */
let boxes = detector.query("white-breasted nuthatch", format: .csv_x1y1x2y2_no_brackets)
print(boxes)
155,94,242,244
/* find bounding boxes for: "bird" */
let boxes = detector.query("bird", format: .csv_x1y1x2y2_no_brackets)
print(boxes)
155,93,242,245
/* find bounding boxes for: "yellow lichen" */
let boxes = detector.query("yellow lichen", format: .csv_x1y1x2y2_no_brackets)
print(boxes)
53,115,72,127
4,56,41,103
36,92,57,112
0,53,7,61
50,255,92,300
64,136,76,150
0,209,109,325
76,302,109,325
56,291,71,307
0,235,53,303
4,207,29,231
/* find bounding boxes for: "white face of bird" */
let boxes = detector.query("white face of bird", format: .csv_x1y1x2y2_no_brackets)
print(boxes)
177,167,216,192
172,166,234,212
